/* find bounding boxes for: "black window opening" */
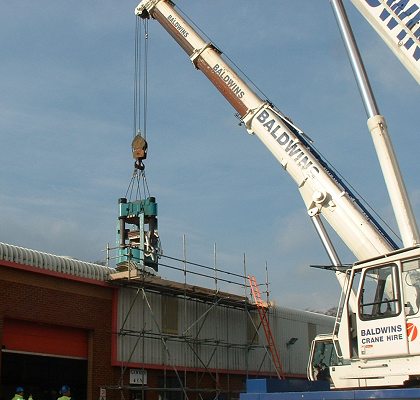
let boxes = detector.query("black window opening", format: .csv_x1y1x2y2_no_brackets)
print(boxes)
0,352,87,400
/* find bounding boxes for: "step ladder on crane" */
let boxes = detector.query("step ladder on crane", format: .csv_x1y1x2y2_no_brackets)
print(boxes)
248,275,285,380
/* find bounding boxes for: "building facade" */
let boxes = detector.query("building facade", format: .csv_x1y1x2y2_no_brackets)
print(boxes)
0,242,334,400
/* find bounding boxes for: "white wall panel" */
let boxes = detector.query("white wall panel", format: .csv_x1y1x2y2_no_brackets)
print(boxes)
116,287,334,375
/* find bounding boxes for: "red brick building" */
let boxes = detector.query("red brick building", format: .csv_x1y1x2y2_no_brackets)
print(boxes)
0,245,117,400
0,242,334,400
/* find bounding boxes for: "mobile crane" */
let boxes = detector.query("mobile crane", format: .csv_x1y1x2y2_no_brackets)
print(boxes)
134,0,420,392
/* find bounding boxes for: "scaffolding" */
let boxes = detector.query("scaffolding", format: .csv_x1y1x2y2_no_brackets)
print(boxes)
106,241,280,400
106,13,285,400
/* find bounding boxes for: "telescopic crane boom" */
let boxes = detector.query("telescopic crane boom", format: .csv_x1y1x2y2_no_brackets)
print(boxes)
135,0,420,389
135,0,397,275
135,0,420,388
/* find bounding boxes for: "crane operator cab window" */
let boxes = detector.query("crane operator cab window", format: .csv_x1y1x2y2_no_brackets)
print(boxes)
402,257,420,317
310,339,339,383
359,264,401,320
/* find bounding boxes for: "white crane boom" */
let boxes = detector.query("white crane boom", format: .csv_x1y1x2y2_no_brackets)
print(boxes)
135,0,397,277
134,0,420,390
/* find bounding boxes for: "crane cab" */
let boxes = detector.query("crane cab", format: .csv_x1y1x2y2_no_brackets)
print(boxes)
309,246,420,388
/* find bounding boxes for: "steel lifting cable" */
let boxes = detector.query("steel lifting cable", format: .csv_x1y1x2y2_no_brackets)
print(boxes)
133,16,140,138
142,19,149,139
133,17,149,139
127,17,150,203
125,169,150,202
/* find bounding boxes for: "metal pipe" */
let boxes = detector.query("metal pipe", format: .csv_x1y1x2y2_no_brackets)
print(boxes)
311,215,358,312
311,215,342,267
119,217,126,247
330,0,420,247
330,0,379,118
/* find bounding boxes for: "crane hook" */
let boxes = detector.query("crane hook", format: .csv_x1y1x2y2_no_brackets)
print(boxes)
132,133,148,170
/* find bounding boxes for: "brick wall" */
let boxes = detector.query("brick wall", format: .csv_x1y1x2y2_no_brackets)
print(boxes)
0,262,121,400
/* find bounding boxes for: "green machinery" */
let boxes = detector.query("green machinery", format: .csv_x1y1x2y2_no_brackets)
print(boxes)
116,134,161,272
117,196,160,272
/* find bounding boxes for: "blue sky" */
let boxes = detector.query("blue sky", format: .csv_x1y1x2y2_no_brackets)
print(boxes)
0,1,418,311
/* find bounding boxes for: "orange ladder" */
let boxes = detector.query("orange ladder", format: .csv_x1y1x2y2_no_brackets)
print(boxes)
248,275,285,379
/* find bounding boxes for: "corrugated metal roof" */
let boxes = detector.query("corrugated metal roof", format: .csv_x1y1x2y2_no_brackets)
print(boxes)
0,241,113,281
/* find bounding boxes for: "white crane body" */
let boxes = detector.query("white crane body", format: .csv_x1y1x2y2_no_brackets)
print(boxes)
135,0,420,391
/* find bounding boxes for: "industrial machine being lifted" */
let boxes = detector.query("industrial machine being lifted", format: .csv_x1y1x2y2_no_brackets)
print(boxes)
134,0,420,391
116,134,161,273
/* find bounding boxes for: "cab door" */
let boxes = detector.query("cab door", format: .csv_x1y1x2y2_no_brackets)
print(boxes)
356,263,408,358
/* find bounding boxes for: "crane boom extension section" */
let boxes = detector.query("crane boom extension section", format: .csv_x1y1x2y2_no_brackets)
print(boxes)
350,0,420,84
135,0,397,274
